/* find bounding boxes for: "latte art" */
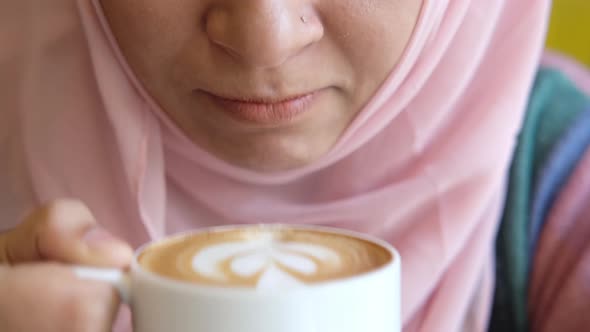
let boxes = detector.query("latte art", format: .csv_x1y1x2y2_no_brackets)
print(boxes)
139,227,392,288
192,240,343,288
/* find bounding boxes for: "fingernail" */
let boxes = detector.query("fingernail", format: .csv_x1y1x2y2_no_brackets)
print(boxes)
83,226,118,248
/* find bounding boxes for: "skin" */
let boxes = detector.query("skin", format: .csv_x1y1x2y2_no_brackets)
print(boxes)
0,200,133,332
0,1,422,330
100,0,423,171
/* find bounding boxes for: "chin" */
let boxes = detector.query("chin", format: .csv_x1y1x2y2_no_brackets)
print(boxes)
217,139,331,173
187,109,345,172
227,150,320,173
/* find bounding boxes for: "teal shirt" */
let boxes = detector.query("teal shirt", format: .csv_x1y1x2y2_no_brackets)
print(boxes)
490,68,590,331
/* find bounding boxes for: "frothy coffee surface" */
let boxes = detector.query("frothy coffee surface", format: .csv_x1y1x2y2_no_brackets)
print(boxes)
138,227,392,289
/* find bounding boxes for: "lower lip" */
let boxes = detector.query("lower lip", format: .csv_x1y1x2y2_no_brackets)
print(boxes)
204,92,317,125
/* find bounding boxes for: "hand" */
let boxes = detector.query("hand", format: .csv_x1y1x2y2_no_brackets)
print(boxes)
0,199,133,332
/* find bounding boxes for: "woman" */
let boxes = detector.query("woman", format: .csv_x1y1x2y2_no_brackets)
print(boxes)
0,0,589,331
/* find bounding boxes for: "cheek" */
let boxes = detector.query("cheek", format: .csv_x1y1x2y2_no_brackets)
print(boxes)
101,0,421,113
99,0,199,81
322,0,421,95
100,0,421,92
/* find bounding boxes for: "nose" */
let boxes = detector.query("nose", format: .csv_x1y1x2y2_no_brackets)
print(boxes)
205,1,324,68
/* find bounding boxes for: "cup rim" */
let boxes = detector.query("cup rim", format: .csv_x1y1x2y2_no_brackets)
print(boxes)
130,224,401,295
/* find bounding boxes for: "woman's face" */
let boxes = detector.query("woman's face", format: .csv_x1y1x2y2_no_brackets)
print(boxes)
100,0,422,171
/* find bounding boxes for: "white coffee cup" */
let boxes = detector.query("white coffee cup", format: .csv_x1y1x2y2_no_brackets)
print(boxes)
76,225,401,332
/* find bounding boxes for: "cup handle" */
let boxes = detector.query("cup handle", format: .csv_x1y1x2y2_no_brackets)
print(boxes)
73,266,131,303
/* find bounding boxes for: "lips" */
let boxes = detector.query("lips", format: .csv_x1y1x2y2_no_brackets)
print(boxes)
202,91,318,125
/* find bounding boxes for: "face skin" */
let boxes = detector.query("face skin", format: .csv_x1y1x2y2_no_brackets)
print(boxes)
100,0,422,172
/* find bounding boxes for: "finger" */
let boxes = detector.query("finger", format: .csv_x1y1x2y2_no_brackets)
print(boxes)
0,199,133,267
0,263,121,332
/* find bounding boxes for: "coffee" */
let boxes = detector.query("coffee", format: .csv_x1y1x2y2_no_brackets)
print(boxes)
138,226,392,289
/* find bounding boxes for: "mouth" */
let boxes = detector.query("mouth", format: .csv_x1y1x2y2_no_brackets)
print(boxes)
199,90,320,126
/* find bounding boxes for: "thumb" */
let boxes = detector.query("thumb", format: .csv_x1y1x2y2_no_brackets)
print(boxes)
0,199,133,268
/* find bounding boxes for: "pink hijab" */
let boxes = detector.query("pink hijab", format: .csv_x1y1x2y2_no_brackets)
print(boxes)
1,0,551,331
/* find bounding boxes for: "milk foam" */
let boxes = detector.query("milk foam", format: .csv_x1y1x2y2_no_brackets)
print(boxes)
192,238,341,289
138,228,392,288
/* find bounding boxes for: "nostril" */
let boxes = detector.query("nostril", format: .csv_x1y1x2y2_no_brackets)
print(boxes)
204,8,253,62
204,9,228,47
204,4,323,68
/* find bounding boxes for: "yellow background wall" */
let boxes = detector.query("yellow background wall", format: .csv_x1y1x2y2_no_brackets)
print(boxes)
546,0,590,66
